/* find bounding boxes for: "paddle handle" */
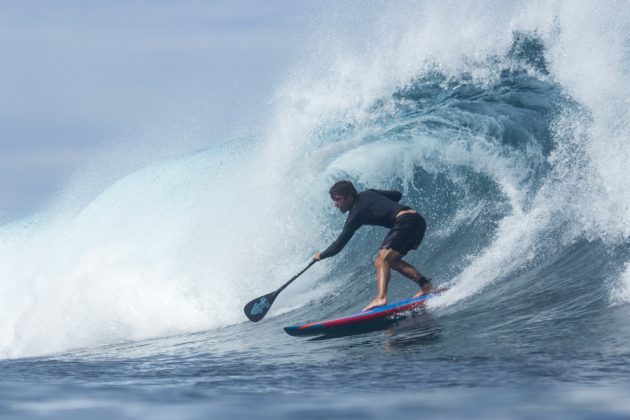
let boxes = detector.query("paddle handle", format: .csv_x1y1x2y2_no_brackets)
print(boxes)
276,259,317,294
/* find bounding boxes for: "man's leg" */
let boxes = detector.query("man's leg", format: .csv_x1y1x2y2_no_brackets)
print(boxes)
390,259,433,297
363,248,401,311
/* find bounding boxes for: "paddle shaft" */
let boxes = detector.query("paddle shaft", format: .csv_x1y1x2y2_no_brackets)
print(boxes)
275,259,317,295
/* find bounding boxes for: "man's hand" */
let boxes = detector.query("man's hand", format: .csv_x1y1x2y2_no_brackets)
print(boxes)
313,252,321,261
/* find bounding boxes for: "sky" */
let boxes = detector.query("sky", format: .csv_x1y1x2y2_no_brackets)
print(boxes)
0,0,318,222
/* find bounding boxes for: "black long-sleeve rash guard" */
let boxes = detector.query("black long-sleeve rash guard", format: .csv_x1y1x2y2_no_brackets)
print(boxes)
319,189,411,259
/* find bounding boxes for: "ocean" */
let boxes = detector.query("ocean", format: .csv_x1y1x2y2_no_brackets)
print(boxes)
2,1,630,418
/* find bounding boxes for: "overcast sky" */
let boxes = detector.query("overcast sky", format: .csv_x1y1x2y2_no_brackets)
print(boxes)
0,0,319,222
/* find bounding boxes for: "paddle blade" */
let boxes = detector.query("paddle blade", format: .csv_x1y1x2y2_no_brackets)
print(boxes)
244,292,277,322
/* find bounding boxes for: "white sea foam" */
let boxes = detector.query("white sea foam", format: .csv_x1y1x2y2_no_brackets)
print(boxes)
0,146,332,359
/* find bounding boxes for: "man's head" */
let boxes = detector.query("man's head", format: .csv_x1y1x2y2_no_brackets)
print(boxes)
329,180,357,213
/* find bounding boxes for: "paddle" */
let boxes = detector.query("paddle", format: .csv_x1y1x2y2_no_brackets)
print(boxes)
244,259,317,322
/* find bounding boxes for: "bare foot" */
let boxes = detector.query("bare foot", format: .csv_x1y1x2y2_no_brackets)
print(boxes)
362,297,387,311
413,282,434,298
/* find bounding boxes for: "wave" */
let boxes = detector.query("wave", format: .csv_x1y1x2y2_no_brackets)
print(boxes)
1,0,630,359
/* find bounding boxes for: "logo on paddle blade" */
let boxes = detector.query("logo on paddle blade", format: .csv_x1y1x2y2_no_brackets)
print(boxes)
250,297,270,315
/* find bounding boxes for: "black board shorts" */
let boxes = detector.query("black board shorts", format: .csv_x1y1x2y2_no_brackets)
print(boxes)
380,212,426,256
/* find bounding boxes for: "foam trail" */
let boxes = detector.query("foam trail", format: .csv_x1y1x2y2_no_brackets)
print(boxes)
0,152,227,358
0,143,331,359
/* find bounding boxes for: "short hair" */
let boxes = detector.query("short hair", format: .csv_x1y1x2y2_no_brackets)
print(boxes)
329,180,358,199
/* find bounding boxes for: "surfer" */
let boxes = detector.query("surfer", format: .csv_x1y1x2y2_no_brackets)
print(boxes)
313,180,433,311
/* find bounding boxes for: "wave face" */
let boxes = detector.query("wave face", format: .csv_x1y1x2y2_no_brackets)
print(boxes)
1,0,630,361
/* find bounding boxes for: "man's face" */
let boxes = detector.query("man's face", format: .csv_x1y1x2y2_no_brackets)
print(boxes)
332,194,353,214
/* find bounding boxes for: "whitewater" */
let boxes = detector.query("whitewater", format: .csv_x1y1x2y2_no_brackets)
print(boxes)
2,1,630,418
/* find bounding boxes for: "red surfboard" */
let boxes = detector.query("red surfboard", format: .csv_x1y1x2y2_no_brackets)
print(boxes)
284,288,447,337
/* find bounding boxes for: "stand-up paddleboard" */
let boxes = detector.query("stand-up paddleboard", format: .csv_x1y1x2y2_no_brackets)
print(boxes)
284,288,447,337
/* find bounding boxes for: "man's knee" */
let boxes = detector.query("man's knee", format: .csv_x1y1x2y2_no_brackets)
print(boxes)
374,254,385,268
375,248,400,266
374,250,387,267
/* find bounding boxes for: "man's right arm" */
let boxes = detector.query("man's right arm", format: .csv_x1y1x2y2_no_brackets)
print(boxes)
318,219,359,259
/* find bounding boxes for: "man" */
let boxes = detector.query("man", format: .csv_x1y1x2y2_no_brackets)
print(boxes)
313,180,433,311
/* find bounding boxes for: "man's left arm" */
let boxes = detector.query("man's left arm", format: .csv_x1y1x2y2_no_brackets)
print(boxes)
373,189,402,202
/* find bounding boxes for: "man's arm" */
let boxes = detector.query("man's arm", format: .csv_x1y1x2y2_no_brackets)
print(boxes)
372,189,402,202
317,219,359,259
